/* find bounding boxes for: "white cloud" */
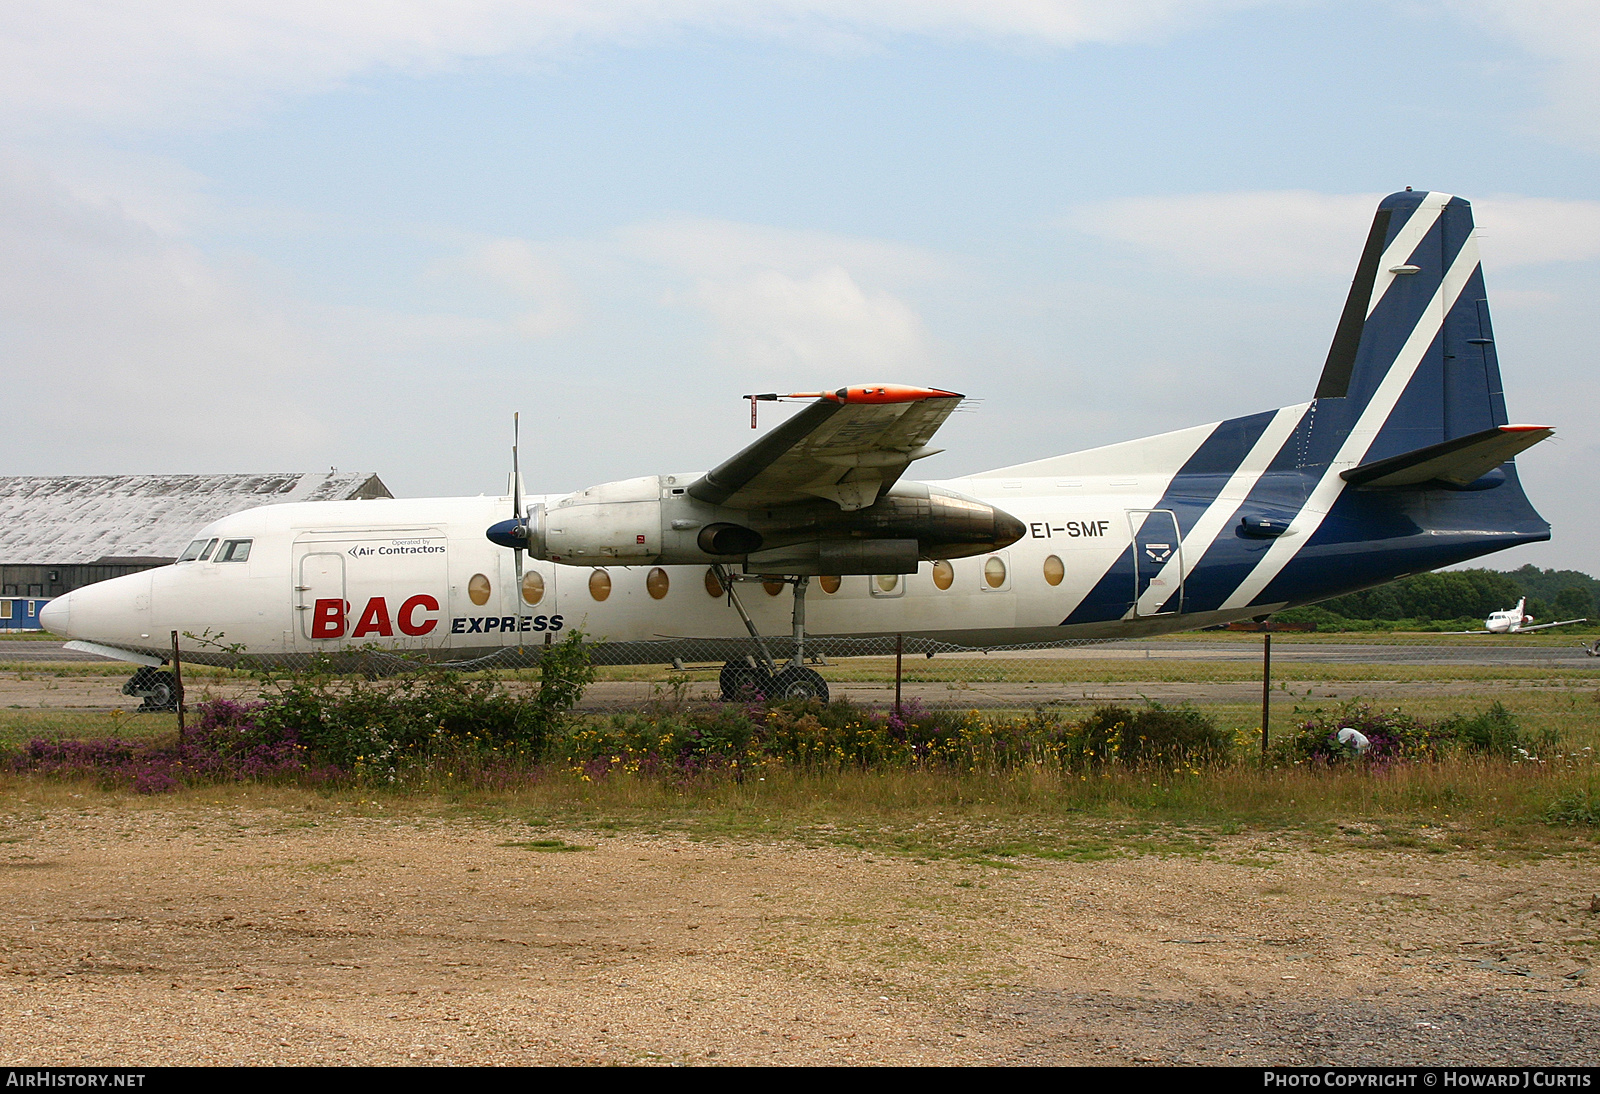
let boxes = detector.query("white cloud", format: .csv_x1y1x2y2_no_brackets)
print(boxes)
1067,190,1600,281
0,151,336,469
615,216,949,281
690,264,930,373
1472,196,1600,266
1066,190,1382,281
604,217,944,373
436,238,581,338
1454,0,1600,152
0,1,1267,133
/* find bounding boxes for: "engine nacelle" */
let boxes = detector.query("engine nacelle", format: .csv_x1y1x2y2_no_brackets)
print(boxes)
540,475,664,562
515,474,1024,572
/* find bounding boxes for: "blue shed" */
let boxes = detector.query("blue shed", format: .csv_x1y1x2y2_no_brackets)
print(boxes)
0,597,52,631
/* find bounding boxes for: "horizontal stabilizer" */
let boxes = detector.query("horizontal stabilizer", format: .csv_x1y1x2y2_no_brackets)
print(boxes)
1341,424,1552,489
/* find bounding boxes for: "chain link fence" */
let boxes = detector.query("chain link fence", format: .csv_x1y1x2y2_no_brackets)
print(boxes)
2,629,1597,749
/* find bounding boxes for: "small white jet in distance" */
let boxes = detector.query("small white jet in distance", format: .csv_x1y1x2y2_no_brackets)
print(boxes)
1472,597,1586,634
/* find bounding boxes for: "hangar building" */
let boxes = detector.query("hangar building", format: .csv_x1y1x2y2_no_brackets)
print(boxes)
0,472,391,600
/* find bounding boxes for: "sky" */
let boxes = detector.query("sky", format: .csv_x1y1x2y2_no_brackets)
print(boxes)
3,0,1597,575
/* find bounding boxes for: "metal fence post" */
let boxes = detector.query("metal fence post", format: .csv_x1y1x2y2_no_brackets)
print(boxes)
1260,631,1271,761
171,630,187,743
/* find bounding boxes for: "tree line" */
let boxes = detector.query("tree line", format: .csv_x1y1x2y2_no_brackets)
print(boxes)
1282,565,1597,628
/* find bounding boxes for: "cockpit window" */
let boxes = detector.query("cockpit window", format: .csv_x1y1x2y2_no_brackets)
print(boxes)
216,539,252,562
179,538,218,562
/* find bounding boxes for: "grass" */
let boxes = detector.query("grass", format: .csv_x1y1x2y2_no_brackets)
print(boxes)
0,708,179,747
2,662,1595,749
8,754,1592,865
2,642,1595,865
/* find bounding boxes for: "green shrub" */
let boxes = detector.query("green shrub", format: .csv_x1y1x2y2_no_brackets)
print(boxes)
1544,787,1599,826
1282,704,1439,764
1284,701,1553,764
1068,705,1232,769
1436,701,1535,758
251,632,593,775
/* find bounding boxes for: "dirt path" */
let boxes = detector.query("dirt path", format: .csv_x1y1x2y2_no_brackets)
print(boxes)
0,799,1595,1066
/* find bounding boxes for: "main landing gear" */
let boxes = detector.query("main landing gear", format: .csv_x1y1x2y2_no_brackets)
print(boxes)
122,666,178,712
712,565,830,704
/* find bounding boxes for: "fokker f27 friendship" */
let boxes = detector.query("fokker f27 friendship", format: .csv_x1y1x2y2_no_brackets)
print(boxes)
43,190,1556,704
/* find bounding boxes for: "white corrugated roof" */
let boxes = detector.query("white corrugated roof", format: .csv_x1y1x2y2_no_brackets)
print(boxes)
0,473,390,564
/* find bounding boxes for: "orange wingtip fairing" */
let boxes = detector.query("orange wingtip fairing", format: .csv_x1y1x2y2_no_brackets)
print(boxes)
814,385,962,404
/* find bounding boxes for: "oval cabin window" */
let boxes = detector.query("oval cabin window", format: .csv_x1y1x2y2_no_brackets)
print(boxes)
763,577,784,596
818,575,841,594
703,568,724,598
984,557,1007,589
646,568,670,600
931,560,954,590
521,570,545,605
875,574,900,594
589,569,611,602
468,573,492,606
1043,555,1065,587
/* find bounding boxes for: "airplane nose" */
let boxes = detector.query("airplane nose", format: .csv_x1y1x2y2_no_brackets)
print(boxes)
39,594,69,636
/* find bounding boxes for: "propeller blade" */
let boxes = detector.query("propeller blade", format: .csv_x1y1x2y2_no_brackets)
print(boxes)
514,543,525,653
512,412,524,526
512,413,527,652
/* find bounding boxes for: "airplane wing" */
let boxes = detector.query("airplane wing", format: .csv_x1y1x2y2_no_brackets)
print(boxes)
687,385,963,512
1515,618,1588,632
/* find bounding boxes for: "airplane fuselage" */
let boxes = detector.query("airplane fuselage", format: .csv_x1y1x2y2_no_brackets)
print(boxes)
42,440,1545,668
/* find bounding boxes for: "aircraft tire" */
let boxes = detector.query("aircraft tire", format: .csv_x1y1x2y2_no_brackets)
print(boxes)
719,661,772,703
771,667,829,703
139,671,178,712
122,666,159,696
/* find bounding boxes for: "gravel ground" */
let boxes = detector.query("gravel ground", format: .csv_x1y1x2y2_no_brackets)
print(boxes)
0,798,1595,1066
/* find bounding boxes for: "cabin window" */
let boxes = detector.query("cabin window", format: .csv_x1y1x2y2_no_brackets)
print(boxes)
646,568,670,600
931,560,954,590
1043,555,1065,586
0,601,11,619
468,573,492,606
520,570,544,606
762,577,784,597
870,573,904,598
819,575,841,595
703,568,724,598
216,539,252,562
589,569,612,601
984,556,1007,589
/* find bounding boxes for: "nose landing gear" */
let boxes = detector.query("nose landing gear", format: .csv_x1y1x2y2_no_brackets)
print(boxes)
122,667,178,712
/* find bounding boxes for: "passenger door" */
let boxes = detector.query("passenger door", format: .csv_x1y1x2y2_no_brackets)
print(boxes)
1126,509,1183,617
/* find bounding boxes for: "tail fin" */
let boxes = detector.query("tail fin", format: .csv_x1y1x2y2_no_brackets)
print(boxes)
1306,190,1510,467
1217,191,1550,613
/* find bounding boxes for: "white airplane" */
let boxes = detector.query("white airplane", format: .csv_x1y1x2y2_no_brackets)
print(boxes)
1475,598,1585,634
42,190,1559,706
